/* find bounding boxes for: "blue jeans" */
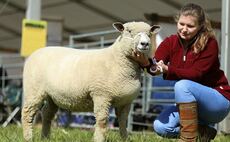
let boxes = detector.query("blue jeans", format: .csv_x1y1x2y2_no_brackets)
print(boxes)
153,79,230,138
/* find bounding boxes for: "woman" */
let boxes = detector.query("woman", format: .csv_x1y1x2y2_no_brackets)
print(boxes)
133,3,230,142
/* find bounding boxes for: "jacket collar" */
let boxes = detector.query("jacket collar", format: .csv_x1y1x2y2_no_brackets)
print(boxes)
177,33,198,49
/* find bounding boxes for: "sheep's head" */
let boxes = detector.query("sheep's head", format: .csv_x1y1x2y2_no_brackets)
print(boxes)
113,21,160,57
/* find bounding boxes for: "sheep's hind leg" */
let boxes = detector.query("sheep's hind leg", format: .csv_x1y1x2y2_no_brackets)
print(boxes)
41,96,58,139
115,104,131,139
93,96,111,142
21,95,45,142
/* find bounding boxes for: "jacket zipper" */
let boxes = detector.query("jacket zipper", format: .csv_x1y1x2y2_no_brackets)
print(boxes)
183,47,188,62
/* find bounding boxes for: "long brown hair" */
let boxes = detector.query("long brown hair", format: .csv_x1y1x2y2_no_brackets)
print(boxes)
175,3,215,53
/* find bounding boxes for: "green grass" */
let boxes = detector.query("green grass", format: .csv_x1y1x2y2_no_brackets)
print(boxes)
1,125,230,142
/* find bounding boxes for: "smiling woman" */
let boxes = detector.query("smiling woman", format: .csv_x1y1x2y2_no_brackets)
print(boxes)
174,3,215,53
177,15,200,41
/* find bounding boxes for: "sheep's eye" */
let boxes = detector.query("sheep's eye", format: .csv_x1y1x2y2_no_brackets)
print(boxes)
127,30,132,33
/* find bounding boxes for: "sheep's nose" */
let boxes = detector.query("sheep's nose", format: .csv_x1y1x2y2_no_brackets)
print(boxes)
141,42,149,47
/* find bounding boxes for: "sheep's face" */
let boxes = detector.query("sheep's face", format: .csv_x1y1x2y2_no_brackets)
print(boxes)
113,22,160,56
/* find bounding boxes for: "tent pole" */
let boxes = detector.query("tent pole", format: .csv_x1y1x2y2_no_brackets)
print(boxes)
219,0,230,134
26,0,41,20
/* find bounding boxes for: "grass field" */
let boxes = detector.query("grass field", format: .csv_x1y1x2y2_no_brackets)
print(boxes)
1,125,230,142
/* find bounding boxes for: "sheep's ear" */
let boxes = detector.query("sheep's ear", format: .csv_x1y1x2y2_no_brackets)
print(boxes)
150,25,161,34
113,22,124,32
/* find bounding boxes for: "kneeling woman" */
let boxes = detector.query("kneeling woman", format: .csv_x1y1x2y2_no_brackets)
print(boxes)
132,3,230,142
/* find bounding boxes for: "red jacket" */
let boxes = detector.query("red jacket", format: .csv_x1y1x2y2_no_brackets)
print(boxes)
153,34,230,100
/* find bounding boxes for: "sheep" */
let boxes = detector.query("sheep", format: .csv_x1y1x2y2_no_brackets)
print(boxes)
21,21,160,142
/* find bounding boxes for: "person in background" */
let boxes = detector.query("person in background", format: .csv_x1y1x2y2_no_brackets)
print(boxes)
132,3,230,142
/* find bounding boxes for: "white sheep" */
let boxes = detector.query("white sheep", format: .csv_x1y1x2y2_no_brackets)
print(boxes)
21,21,160,142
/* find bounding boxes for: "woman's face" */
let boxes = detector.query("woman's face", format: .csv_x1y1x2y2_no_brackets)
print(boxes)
177,15,201,41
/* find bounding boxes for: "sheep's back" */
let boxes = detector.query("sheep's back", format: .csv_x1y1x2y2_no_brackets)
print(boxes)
23,47,113,99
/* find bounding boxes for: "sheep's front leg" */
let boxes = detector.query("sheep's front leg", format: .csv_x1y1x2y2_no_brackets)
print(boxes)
115,104,131,139
93,96,111,142
22,103,40,142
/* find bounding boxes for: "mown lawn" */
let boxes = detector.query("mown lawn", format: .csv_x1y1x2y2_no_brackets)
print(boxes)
1,125,230,142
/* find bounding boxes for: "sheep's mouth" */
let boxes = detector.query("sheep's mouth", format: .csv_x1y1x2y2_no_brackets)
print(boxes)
139,46,149,50
136,47,150,54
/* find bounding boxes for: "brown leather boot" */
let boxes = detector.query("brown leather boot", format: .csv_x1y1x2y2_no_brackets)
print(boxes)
198,125,217,142
178,102,198,142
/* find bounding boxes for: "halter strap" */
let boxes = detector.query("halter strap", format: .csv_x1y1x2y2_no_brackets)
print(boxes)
122,32,145,41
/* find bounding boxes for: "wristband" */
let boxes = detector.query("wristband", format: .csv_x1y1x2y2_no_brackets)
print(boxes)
142,63,152,69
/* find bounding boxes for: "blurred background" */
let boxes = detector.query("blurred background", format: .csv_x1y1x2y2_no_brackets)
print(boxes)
0,0,222,53
0,0,229,135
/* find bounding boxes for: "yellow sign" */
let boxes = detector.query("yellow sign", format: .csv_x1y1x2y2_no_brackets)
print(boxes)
21,19,47,57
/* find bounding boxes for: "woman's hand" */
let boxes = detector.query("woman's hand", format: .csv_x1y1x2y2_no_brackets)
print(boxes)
130,50,168,75
157,60,168,73
131,50,150,67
